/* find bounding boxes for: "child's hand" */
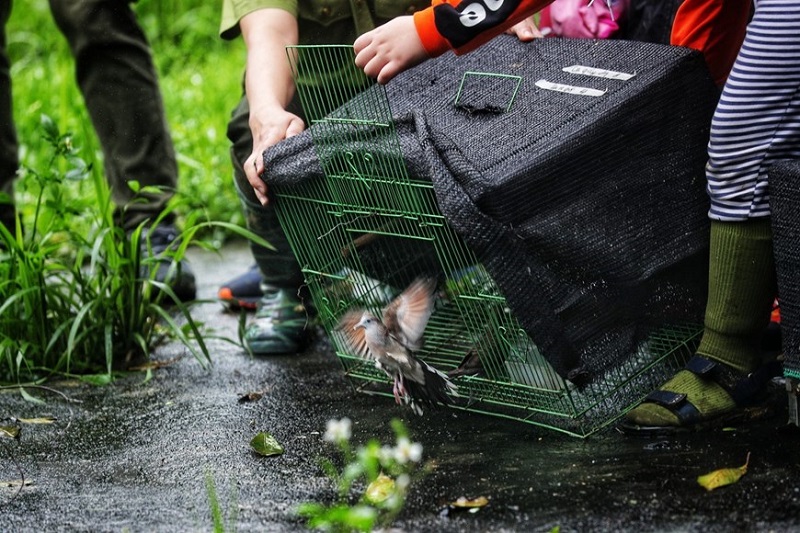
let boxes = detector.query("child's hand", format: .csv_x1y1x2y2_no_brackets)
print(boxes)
505,15,544,41
354,16,430,84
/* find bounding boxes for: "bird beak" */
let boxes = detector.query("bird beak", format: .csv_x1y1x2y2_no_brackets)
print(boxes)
354,316,367,330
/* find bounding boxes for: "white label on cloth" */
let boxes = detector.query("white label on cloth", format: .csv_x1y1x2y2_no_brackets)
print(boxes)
535,79,606,97
562,65,635,81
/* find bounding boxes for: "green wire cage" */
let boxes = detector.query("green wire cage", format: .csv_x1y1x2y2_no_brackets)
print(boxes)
271,45,701,437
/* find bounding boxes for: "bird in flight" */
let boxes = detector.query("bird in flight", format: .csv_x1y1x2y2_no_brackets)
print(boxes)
337,277,457,415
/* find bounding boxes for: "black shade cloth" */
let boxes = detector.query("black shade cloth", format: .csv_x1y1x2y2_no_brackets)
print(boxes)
263,36,718,383
769,160,800,376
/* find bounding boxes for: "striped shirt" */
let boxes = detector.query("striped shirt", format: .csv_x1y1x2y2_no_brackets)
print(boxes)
706,0,800,221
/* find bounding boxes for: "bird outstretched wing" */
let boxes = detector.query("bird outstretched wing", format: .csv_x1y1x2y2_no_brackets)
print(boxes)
382,277,437,351
336,310,372,361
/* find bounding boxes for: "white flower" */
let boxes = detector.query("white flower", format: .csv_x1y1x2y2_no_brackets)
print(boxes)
393,437,422,464
395,474,411,492
378,445,395,464
323,417,352,443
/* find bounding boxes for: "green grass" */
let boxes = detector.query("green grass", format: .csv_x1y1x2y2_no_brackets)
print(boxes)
0,117,209,382
7,0,246,246
1,2,262,382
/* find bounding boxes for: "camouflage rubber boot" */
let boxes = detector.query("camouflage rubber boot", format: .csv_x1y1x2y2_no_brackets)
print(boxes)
244,285,310,355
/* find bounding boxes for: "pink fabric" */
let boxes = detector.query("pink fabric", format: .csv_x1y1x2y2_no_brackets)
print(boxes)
540,0,627,39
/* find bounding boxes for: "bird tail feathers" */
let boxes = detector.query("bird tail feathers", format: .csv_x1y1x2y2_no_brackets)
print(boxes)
404,361,459,416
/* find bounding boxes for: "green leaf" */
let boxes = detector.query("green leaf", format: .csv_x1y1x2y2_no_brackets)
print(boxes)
343,505,379,532
40,114,59,140
250,432,284,457
65,157,90,181
390,418,409,439
295,502,325,518
78,373,114,386
303,504,377,533
19,387,45,405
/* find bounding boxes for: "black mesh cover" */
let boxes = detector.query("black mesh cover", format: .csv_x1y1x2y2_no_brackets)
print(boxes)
264,36,718,383
769,160,800,375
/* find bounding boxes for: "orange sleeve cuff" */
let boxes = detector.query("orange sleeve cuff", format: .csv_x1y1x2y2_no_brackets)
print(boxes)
414,0,553,58
414,8,452,58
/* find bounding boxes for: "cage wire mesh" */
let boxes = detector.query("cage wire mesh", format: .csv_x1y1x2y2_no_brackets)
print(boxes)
272,44,701,437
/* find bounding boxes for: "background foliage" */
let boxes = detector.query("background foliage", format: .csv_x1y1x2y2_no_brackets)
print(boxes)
7,0,246,247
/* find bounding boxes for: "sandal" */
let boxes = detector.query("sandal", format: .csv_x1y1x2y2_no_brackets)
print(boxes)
618,355,782,436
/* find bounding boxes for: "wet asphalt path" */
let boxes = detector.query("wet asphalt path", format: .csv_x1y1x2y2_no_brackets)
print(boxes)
2,242,800,532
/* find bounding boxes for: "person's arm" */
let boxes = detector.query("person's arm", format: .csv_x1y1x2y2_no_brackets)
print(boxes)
354,0,553,84
240,9,303,205
670,0,751,86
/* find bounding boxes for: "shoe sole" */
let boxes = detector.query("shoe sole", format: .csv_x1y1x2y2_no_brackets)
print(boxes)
220,298,260,312
245,328,314,356
218,287,261,312
617,403,776,437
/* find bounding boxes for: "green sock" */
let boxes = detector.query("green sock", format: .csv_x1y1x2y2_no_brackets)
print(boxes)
627,219,776,427
697,219,776,373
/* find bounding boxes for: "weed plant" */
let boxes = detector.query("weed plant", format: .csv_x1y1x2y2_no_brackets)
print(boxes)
298,418,427,532
0,117,211,383
205,469,238,533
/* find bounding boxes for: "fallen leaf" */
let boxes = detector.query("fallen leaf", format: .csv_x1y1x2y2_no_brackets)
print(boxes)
250,432,284,457
439,495,490,518
697,452,750,492
238,391,266,404
364,473,395,504
130,356,183,371
0,425,20,439
0,479,34,488
450,496,489,508
16,416,56,425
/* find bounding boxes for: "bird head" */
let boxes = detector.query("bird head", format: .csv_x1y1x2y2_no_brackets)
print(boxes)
354,312,378,331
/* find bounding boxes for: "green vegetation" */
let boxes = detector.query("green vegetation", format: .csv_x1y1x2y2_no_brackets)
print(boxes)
1,2,257,381
298,418,427,532
205,469,239,533
7,0,245,245
0,116,210,382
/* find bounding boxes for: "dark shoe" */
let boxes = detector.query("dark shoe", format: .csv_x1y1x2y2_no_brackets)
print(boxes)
218,264,264,311
140,224,197,302
244,286,309,354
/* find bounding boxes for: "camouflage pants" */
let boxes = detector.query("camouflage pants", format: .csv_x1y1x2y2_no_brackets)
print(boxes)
226,93,304,289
